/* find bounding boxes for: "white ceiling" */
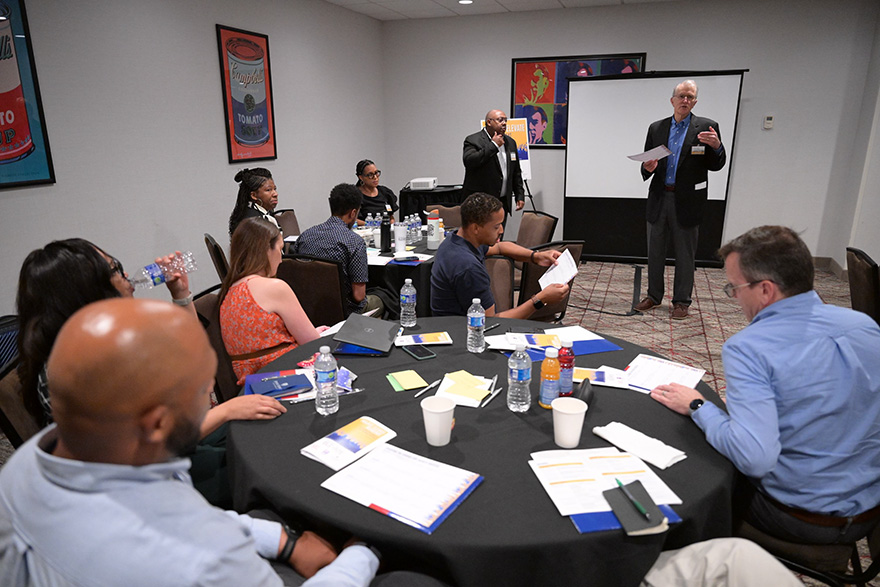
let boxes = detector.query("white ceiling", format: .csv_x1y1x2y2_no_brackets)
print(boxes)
319,0,676,21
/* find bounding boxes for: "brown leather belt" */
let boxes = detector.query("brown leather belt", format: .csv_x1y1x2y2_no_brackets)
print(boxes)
766,493,880,528
229,341,295,362
664,184,675,192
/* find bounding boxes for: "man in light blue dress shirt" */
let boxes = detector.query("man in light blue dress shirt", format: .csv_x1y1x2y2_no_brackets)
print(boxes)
651,226,880,545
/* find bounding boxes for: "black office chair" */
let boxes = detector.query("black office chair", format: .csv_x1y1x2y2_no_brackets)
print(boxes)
204,233,230,281
846,247,880,326
193,285,240,404
276,255,349,326
517,240,584,323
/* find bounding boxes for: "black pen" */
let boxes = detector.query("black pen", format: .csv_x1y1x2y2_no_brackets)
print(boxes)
484,323,501,333
616,478,650,520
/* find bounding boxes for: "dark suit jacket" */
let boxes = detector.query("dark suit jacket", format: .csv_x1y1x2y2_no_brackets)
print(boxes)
462,130,524,211
641,115,726,228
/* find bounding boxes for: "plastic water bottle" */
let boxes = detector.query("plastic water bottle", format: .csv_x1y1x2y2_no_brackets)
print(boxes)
507,344,532,412
365,213,374,230
558,339,575,397
466,298,485,353
130,251,197,289
314,345,339,416
400,278,417,327
538,348,560,409
412,215,421,243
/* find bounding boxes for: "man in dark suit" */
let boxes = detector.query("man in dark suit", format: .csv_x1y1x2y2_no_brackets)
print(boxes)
462,110,525,222
635,80,726,320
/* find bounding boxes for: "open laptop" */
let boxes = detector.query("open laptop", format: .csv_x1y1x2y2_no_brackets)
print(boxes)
332,313,399,352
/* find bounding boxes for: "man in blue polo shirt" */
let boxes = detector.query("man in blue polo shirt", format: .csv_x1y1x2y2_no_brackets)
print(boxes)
651,226,880,545
431,192,568,318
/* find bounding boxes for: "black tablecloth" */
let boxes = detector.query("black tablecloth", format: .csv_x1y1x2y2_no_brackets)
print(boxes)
228,317,735,587
368,238,435,316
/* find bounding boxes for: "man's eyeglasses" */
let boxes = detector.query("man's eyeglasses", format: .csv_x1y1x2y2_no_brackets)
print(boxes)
489,117,507,123
675,94,697,102
362,171,381,179
722,280,765,298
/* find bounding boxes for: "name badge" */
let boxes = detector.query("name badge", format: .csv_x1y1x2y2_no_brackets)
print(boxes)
510,152,517,161
691,145,706,155
385,204,393,212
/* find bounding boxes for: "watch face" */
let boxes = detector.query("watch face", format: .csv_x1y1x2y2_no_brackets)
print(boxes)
689,399,704,411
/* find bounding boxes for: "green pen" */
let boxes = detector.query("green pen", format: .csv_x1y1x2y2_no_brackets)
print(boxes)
616,478,651,521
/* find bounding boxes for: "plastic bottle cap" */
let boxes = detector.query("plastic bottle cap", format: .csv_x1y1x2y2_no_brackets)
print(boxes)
515,344,526,352
472,298,480,304
545,348,558,358
405,278,412,284
319,346,330,354
561,339,572,348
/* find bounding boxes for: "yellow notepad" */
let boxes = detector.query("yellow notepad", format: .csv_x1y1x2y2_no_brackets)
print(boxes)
388,370,428,391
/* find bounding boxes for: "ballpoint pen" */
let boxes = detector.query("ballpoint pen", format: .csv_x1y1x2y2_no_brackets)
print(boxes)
484,323,501,333
481,387,504,408
615,478,650,520
414,379,440,398
395,326,405,340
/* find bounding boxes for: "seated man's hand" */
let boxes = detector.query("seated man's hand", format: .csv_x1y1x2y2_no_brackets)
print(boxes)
220,394,287,422
538,283,569,305
535,249,562,266
289,530,338,578
650,383,704,415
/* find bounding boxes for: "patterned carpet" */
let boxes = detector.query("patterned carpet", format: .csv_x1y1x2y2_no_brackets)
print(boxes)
0,263,872,584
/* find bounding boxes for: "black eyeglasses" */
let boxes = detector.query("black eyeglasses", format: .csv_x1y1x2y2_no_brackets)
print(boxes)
722,280,768,298
108,256,125,277
362,171,381,179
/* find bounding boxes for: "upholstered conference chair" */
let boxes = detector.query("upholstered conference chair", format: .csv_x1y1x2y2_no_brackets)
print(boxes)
846,247,880,327
193,286,240,404
204,233,230,281
429,204,462,230
484,256,515,313
276,255,348,327
274,209,301,237
517,240,584,323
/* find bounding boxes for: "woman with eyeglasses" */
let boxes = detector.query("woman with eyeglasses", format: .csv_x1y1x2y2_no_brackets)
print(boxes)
16,239,281,507
354,159,398,225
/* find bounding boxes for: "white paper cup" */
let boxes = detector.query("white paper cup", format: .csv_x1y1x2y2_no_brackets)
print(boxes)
551,397,588,448
421,395,455,446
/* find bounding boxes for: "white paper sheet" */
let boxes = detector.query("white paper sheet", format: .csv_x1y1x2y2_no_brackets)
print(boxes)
544,325,603,342
528,450,681,516
625,354,705,393
538,249,578,290
321,444,481,533
627,145,672,162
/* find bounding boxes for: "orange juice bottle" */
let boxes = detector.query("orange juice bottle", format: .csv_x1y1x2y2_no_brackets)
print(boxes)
538,348,560,409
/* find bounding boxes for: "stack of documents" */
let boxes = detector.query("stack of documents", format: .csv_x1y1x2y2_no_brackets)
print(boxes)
485,326,622,359
434,370,494,408
592,422,687,470
624,354,705,394
301,416,396,471
321,443,483,534
528,448,681,534
538,249,580,290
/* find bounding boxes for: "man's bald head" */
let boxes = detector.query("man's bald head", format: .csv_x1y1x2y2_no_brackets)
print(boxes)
48,298,217,465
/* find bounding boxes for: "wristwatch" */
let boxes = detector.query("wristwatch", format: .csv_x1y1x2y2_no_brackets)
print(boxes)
532,296,545,310
276,524,301,562
689,398,705,416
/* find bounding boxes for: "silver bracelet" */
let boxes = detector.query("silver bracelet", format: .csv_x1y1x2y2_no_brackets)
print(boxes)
172,294,193,307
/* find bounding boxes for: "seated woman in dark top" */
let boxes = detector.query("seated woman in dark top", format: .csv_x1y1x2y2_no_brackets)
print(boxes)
354,159,398,225
228,167,281,236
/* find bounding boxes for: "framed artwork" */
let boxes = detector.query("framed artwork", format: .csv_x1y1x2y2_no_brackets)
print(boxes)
216,24,276,163
511,53,645,148
0,0,55,188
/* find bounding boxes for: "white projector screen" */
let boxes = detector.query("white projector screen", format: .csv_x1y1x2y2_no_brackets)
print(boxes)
565,72,743,202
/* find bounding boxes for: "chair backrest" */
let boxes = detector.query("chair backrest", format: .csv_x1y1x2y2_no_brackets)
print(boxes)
193,287,240,403
276,255,348,326
516,210,559,251
274,209,301,237
0,316,18,373
428,204,462,229
485,256,515,313
846,247,880,325
204,233,230,281
517,240,584,323
0,358,42,448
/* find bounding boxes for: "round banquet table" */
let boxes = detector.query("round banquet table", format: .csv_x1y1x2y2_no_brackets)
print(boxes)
227,317,735,587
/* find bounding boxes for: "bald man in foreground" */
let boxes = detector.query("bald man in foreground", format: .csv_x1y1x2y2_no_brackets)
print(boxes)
0,298,426,586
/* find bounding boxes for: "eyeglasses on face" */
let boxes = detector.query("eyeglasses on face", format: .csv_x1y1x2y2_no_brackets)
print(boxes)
107,256,125,277
362,171,381,179
675,94,697,102
489,117,507,123
722,280,767,298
